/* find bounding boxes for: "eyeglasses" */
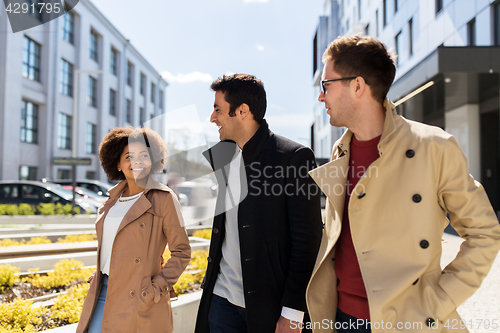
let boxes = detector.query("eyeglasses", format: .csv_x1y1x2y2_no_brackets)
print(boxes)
321,76,371,94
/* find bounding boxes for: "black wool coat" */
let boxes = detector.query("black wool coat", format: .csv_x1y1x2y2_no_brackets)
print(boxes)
195,120,323,333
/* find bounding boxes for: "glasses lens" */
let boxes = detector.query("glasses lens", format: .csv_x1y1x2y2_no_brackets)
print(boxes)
321,81,325,94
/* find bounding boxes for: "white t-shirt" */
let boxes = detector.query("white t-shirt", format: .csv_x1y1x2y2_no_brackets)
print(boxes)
100,191,143,275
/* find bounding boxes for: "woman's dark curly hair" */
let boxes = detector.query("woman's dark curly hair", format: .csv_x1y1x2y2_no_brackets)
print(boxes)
99,127,168,181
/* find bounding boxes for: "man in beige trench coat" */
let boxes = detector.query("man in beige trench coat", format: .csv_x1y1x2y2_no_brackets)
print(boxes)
305,35,500,333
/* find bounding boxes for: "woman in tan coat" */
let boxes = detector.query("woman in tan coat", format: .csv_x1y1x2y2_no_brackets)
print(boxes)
76,127,191,333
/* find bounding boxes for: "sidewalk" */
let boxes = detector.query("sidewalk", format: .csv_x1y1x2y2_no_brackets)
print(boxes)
442,232,500,333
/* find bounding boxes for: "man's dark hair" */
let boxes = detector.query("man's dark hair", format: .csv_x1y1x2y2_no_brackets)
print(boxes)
210,74,266,124
323,34,396,105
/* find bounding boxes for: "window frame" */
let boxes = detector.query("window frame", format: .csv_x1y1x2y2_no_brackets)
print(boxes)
110,48,118,75
60,59,74,97
62,8,74,44
86,123,97,154
57,113,72,150
87,76,97,107
109,89,116,116
22,36,41,82
21,99,39,144
89,29,98,62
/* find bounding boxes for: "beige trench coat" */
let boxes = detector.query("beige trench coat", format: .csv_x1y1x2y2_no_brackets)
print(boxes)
306,99,500,333
76,177,191,333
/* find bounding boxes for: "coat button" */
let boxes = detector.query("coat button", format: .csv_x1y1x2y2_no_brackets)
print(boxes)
135,257,141,264
130,290,135,297
426,318,436,327
420,240,429,249
207,257,212,263
412,194,422,203
141,290,148,297
213,228,219,234
358,193,366,199
139,223,145,228
163,286,169,293
406,149,415,158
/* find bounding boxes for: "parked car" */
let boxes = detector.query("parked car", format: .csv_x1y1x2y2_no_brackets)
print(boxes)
0,180,100,214
44,179,114,197
62,186,108,203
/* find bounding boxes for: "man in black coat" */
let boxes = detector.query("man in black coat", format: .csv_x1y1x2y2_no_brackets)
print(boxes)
195,74,323,333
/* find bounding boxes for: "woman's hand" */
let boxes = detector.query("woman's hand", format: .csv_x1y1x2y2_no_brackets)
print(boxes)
87,270,97,283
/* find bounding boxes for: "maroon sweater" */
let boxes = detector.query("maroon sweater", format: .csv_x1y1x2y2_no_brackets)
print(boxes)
335,134,381,320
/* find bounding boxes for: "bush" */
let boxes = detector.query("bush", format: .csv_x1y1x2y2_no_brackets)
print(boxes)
172,250,208,295
57,233,96,243
49,283,89,325
192,229,212,239
0,239,25,247
0,264,20,291
17,204,35,216
35,203,55,216
23,259,94,290
0,205,19,216
0,298,41,331
25,236,51,245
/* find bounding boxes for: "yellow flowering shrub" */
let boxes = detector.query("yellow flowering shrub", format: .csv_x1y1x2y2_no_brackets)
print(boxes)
57,233,96,243
0,234,97,247
192,229,212,239
49,283,89,325
0,298,41,331
23,259,94,289
172,250,208,295
0,238,25,247
25,236,51,245
0,264,19,291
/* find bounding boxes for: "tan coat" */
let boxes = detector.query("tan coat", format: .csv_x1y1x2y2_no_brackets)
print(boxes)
76,177,191,333
306,99,500,333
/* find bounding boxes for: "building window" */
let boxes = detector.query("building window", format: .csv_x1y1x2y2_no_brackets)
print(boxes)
86,171,96,179
126,99,132,123
127,62,134,86
140,73,146,95
395,30,402,67
436,0,443,14
346,19,350,32
22,36,41,82
57,169,71,179
60,59,73,97
494,2,500,46
25,0,42,20
376,10,379,36
86,123,97,154
394,0,398,13
90,29,98,62
409,18,413,55
19,166,37,180
62,8,74,44
383,0,388,27
151,83,155,103
159,90,164,109
87,76,97,107
358,0,361,20
365,24,370,36
109,89,116,116
465,18,475,46
58,113,72,150
139,107,144,127
110,48,118,75
21,100,38,144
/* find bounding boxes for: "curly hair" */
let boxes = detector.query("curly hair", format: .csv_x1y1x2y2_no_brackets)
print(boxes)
99,127,168,181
